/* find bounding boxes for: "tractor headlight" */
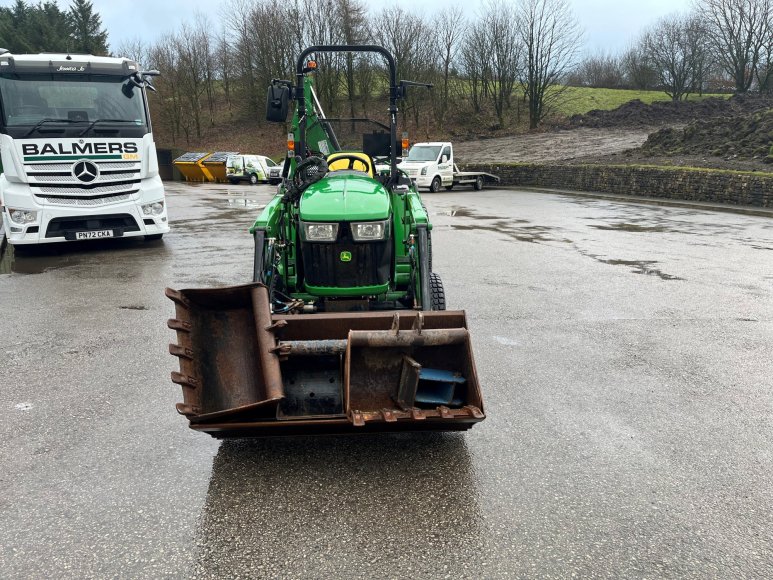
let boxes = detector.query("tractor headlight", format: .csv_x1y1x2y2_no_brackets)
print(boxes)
302,222,339,242
142,201,165,216
8,208,37,224
420,167,428,176
351,220,388,241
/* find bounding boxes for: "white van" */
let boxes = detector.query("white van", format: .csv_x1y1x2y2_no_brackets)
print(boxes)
225,154,279,185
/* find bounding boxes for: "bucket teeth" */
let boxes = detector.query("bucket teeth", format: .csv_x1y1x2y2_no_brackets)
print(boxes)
351,410,365,427
167,318,191,332
164,288,191,307
169,344,194,359
171,371,198,389
176,403,200,416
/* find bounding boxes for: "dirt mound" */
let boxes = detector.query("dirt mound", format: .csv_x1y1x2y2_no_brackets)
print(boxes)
641,108,773,162
567,94,773,129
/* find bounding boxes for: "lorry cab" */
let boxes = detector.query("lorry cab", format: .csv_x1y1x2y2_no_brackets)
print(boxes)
0,51,168,245
398,142,453,192
226,154,277,185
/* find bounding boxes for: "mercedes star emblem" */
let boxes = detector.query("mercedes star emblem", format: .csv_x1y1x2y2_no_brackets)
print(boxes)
72,160,99,183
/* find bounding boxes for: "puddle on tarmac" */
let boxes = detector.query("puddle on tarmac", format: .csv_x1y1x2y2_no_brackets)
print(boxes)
225,193,264,209
590,222,669,233
0,238,148,275
449,221,571,244
577,250,684,280
441,207,529,224
0,244,75,275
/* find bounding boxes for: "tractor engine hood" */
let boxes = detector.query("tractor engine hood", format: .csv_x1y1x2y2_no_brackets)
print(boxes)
300,173,390,222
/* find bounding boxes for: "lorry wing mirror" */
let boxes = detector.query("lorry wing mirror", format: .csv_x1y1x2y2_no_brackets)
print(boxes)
266,83,290,123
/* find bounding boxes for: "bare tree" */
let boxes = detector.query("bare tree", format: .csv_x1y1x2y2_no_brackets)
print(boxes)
432,6,465,123
620,44,658,90
642,13,708,101
518,0,582,129
460,21,488,114
481,0,522,128
113,36,147,66
698,0,773,93
373,6,431,128
569,52,623,88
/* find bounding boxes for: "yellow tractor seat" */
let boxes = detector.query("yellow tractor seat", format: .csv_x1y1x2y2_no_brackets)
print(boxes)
327,152,374,178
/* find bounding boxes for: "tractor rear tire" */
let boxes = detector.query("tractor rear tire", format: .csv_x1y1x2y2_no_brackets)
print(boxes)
429,176,441,193
429,272,446,311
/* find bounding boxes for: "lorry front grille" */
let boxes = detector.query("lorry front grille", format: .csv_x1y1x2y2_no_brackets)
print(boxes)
45,213,140,239
36,192,135,206
302,225,391,288
24,160,142,207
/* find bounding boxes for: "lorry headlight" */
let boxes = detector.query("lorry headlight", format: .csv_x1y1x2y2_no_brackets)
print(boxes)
352,220,388,241
142,201,165,216
303,222,339,242
8,209,37,224
420,167,428,176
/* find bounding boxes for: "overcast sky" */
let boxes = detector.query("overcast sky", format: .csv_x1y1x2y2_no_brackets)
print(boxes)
14,0,694,57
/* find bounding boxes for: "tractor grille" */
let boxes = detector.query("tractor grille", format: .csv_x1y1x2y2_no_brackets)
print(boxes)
302,224,391,288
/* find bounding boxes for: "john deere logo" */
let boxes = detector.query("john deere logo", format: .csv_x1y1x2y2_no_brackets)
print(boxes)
340,251,352,262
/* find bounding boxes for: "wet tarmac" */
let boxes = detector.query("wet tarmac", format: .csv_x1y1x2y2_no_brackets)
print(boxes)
1,183,772,578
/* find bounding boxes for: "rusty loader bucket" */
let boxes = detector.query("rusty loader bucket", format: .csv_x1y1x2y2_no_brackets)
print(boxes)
166,284,485,437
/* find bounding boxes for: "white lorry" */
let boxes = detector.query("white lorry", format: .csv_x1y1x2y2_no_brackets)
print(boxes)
0,51,168,245
398,141,499,192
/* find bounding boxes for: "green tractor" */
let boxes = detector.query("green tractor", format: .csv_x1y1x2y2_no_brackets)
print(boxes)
166,46,485,437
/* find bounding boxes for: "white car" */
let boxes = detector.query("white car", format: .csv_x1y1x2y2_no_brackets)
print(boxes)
267,158,288,185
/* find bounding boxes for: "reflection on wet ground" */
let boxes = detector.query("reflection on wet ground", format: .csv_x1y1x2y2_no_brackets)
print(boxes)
436,198,771,279
590,223,668,233
0,237,160,276
450,222,570,244
194,433,484,577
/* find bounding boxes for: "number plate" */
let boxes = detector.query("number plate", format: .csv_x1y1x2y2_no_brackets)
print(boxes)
76,229,114,240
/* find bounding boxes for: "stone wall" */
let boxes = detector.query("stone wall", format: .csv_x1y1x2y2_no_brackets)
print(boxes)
463,163,773,208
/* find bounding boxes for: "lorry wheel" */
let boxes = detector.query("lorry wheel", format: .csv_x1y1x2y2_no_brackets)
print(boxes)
474,176,484,191
249,174,258,185
429,273,446,311
429,176,441,193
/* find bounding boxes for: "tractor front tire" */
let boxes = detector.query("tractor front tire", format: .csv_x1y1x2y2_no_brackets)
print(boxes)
429,176,441,193
429,272,446,311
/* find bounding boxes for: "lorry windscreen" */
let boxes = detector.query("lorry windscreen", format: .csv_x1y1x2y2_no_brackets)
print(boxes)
0,73,149,138
407,145,441,162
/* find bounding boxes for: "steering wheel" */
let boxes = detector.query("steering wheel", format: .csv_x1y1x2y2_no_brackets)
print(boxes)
328,154,373,176
292,156,328,192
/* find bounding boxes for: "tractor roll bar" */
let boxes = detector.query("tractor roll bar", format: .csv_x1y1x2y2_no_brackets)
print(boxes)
295,45,399,186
